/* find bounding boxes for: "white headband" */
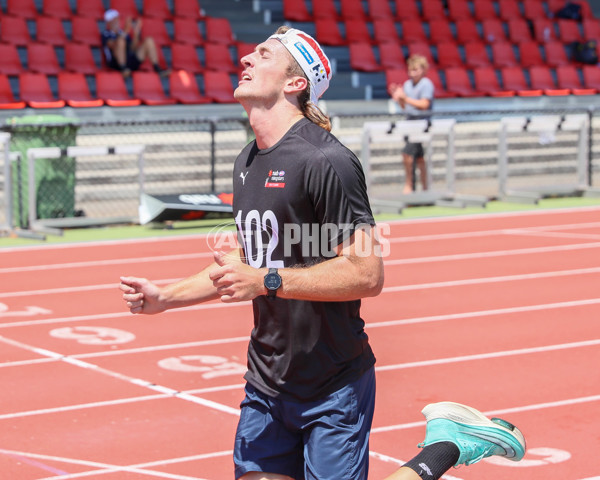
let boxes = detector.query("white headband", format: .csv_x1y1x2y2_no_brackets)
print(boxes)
269,29,332,105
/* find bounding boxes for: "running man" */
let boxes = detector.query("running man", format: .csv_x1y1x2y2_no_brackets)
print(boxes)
120,26,525,480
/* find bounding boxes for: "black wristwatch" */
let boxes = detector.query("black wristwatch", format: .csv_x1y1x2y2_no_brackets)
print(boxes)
264,268,282,299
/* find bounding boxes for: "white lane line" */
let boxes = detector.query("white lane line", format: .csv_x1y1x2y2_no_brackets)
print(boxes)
0,335,241,417
0,448,210,480
375,339,600,372
371,394,600,434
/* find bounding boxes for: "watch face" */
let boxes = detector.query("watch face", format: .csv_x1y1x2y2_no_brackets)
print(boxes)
264,273,282,290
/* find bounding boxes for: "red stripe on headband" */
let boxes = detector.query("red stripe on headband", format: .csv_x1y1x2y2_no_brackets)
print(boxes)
297,33,331,78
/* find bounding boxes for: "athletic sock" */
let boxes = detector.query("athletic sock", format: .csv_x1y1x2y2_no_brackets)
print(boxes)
402,441,460,480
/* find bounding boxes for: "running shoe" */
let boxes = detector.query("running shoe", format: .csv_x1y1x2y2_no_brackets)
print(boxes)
419,401,526,466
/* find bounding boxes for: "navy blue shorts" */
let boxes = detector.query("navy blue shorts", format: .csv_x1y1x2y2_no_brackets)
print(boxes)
233,367,376,480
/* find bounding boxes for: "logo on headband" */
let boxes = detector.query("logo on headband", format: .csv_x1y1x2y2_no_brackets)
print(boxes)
312,64,327,84
293,42,314,65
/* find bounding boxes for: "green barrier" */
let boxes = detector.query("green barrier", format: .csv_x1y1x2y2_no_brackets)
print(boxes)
6,115,80,228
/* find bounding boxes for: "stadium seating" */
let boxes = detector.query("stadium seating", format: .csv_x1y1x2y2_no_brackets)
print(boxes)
133,71,177,105
1,16,32,45
557,19,583,43
528,65,571,95
407,42,435,66
349,42,382,72
373,18,401,45
500,66,543,96
447,0,472,21
491,42,519,68
144,0,173,19
71,16,102,46
171,43,204,73
543,41,570,68
582,65,600,91
28,44,62,75
421,0,447,21
204,43,238,72
518,41,545,68
344,18,374,44
401,22,428,43
385,68,409,90
473,67,516,96
556,65,597,95
43,0,73,19
58,72,104,107
367,0,394,19
203,70,236,103
523,0,548,20
95,71,142,107
428,19,455,44
508,18,533,43
109,0,140,20
174,0,204,19
170,70,212,104
379,43,406,70
427,67,457,98
394,0,420,21
19,72,66,108
312,0,340,20
205,17,235,45
473,0,497,21
482,18,508,43
532,18,558,42
436,43,463,69
64,44,100,75
76,0,105,19
0,75,26,109
283,0,312,22
455,18,482,45
445,67,484,96
142,17,172,46
341,0,368,20
464,41,493,68
315,18,346,46
36,16,69,46
7,0,38,18
173,18,205,45
498,0,522,22
0,44,25,75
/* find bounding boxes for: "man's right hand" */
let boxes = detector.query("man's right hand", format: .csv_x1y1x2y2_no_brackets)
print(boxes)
119,276,165,315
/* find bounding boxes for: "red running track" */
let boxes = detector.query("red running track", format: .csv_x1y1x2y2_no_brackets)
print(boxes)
0,206,599,479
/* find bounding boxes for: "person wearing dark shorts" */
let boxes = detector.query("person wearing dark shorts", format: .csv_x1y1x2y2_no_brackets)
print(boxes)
101,9,170,78
120,26,526,480
388,55,434,194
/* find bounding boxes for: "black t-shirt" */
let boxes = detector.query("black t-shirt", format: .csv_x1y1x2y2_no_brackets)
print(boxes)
233,117,377,402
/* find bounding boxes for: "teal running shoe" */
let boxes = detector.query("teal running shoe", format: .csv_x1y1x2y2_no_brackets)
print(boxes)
419,402,526,466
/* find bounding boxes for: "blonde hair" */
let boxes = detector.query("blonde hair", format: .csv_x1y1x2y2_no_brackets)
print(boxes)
274,26,332,132
407,54,429,71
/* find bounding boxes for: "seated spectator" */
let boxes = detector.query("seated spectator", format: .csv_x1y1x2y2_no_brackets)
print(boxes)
101,9,170,78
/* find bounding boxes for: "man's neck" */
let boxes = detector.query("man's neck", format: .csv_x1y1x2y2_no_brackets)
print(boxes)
244,104,304,150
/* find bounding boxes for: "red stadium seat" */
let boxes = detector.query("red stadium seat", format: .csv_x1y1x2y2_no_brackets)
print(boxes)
385,68,409,89
491,42,519,67
169,70,211,104
64,43,99,74
340,0,368,20
173,18,204,45
508,18,533,43
28,44,61,75
0,74,26,109
312,0,340,20
204,70,236,103
379,42,406,70
473,66,516,96
444,67,483,96
141,17,172,46
205,17,235,45
344,18,374,44
0,44,25,75
204,43,237,72
7,0,38,18
109,0,139,20
447,0,472,21
76,0,105,19
543,41,570,67
394,0,420,21
473,0,497,21
58,72,104,107
582,65,600,91
19,72,66,108
315,18,346,46
523,0,548,20
401,22,428,43
43,0,73,18
95,71,142,107
133,71,177,105
556,65,596,95
498,0,521,21
407,42,435,66
429,19,455,44
36,16,69,46
373,18,401,45
582,19,600,39
427,67,457,97
528,65,570,95
421,0,447,21
71,16,102,46
367,0,394,19
556,19,583,43
1,17,32,46
144,0,173,19
171,43,203,73
500,66,543,96
236,42,258,66
518,41,545,68
174,0,204,19
436,42,463,68
455,18,482,45
349,42,382,71
532,18,558,43
283,0,312,22
482,18,507,43
464,41,492,68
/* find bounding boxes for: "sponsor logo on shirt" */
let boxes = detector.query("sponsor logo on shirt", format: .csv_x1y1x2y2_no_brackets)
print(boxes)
265,169,285,188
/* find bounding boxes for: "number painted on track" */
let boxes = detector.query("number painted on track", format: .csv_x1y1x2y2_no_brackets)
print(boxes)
0,302,52,317
49,326,136,345
484,447,571,467
158,355,246,379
